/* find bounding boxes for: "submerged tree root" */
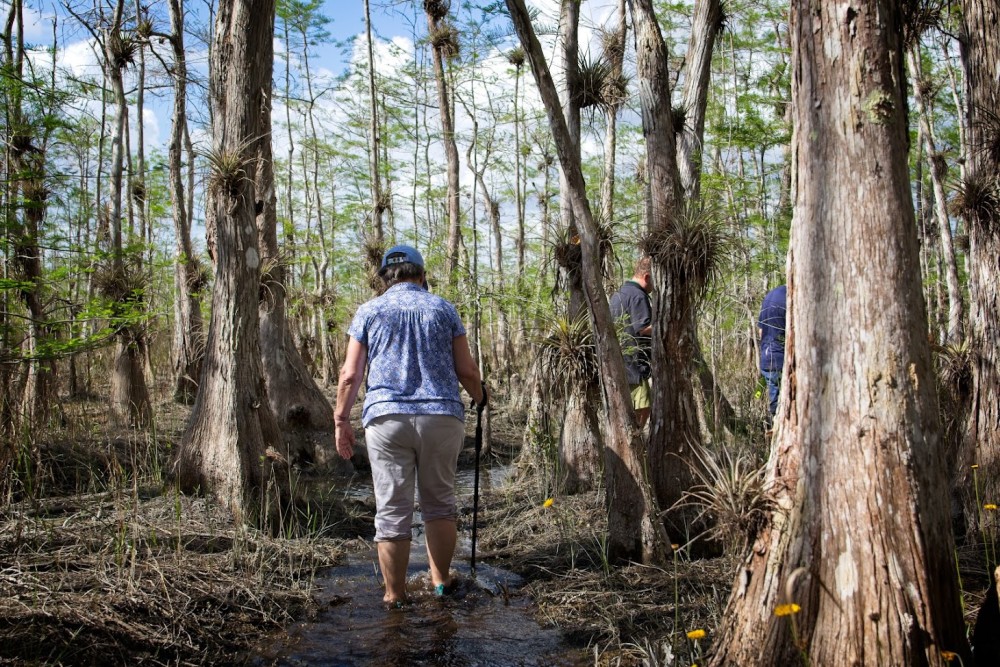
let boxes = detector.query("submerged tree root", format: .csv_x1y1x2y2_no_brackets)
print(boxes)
0,492,343,665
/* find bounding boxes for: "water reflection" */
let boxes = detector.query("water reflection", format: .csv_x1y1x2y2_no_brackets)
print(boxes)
255,464,587,666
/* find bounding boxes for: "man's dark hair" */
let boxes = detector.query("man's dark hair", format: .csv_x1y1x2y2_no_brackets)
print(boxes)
379,261,424,287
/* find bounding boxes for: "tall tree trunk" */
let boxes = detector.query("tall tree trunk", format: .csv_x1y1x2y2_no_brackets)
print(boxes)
507,0,670,565
907,44,964,344
364,0,385,247
168,0,205,404
960,0,1000,542
104,2,152,428
174,0,287,522
4,0,54,429
510,51,526,282
676,0,723,201
630,0,702,535
256,9,334,468
675,0,740,438
547,0,604,497
709,2,969,663
599,0,626,225
425,1,461,286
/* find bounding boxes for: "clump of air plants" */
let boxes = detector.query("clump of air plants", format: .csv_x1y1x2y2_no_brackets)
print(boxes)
553,226,583,279
915,75,941,103
258,253,290,308
901,0,946,47
952,172,999,235
430,23,460,60
424,0,450,22
573,53,628,113
634,155,647,186
9,126,33,155
600,25,625,65
92,256,147,305
936,340,974,408
641,205,730,300
672,104,688,135
363,238,385,295
507,46,525,69
673,442,774,555
130,179,146,206
184,257,209,294
92,255,150,336
374,190,392,221
22,179,50,208
537,312,598,391
934,340,974,473
135,17,154,40
202,140,253,199
552,219,618,295
106,29,139,71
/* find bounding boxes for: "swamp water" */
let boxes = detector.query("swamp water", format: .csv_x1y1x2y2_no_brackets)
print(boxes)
254,467,590,666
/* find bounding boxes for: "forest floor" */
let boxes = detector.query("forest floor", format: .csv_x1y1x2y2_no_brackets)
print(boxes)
0,390,992,665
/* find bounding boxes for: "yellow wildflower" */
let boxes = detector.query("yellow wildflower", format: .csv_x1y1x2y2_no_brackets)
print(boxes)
686,629,706,640
973,464,980,469
774,603,801,617
940,650,957,662
542,498,554,508
671,544,680,551
985,504,998,511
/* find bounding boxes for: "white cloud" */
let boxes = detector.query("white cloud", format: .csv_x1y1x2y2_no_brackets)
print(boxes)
141,107,161,147
60,38,103,80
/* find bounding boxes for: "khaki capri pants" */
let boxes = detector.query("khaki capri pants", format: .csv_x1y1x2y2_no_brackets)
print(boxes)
365,414,465,542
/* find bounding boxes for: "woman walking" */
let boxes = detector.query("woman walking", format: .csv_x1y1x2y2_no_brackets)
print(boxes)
334,245,486,607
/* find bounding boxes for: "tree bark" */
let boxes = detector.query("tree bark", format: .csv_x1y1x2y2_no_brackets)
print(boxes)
599,0,627,225
709,2,969,664
168,0,205,404
559,381,603,494
629,0,704,536
507,0,670,565
961,0,1000,542
364,0,385,246
425,1,461,286
104,0,152,428
173,0,287,522
256,7,334,468
676,0,723,201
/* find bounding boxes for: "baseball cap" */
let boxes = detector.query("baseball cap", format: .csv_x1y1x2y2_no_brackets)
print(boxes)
381,244,424,269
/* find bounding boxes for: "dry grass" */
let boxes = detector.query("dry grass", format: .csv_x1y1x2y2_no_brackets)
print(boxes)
0,392,358,666
477,476,737,665
0,491,344,665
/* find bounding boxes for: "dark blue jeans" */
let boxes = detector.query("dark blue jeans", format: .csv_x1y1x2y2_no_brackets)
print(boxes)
761,369,782,424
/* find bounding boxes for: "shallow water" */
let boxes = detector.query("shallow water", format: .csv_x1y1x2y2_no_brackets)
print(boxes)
254,466,589,666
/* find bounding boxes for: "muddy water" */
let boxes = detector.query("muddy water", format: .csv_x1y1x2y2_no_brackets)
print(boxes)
254,467,589,666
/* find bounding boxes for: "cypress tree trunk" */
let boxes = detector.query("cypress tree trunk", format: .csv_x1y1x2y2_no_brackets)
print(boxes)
167,0,205,404
709,2,968,663
507,0,670,565
173,0,287,522
958,0,1000,541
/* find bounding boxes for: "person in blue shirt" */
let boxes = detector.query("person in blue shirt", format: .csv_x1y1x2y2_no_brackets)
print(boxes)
758,284,787,427
334,245,485,608
609,256,654,429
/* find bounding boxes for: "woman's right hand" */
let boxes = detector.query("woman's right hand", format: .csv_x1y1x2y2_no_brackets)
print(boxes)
335,420,355,460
